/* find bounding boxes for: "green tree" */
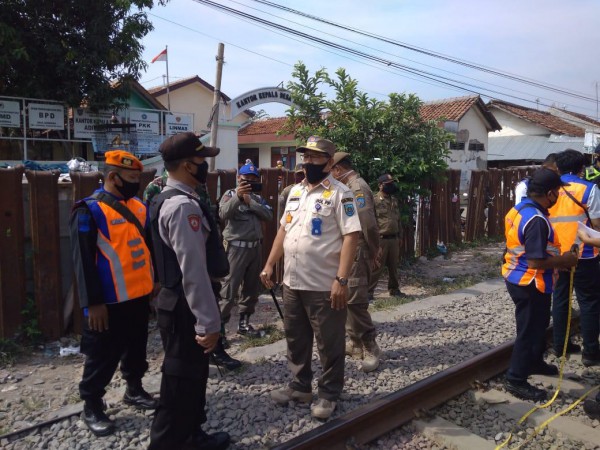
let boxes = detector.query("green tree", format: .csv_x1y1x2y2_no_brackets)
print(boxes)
283,62,451,197
0,0,168,109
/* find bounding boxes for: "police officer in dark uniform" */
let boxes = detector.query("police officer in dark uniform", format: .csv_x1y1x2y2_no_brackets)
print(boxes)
148,133,230,450
219,161,273,337
70,150,157,437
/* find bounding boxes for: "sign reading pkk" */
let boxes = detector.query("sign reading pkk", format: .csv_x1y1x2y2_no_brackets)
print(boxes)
229,87,293,119
28,103,65,130
165,113,193,135
130,110,159,135
73,108,113,139
0,100,21,128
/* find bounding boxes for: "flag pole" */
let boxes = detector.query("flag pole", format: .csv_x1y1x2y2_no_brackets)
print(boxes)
165,45,171,111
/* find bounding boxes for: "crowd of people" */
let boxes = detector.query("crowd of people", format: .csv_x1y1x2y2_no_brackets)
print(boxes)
69,133,406,449
503,147,600,420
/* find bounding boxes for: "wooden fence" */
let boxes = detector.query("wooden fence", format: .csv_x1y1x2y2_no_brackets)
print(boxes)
0,166,534,339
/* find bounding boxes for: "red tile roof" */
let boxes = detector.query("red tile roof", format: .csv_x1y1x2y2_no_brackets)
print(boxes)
488,100,585,137
420,95,501,131
238,117,289,136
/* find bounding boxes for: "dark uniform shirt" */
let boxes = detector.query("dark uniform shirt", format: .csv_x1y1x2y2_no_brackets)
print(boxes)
374,193,400,236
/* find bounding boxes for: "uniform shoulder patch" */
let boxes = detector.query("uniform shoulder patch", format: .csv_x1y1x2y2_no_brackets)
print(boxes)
355,192,365,208
344,203,355,216
188,214,201,231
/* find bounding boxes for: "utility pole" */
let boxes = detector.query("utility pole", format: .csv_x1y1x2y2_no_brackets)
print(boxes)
209,43,225,171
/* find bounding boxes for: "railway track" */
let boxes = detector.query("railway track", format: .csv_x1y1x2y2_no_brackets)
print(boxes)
273,319,600,450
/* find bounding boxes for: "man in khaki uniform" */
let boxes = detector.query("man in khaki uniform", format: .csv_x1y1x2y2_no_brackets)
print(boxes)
330,152,382,372
278,163,305,220
260,136,360,420
369,174,405,298
219,161,273,338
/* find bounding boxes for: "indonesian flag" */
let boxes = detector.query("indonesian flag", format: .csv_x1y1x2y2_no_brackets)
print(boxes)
151,48,167,63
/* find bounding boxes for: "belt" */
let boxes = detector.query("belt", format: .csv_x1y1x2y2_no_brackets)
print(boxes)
229,239,261,248
380,234,398,239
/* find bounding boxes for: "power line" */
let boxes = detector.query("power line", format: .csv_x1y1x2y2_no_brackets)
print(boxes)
191,0,588,111
248,0,596,103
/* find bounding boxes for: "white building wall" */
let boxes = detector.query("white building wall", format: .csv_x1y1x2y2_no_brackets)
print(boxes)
488,109,549,136
446,108,490,192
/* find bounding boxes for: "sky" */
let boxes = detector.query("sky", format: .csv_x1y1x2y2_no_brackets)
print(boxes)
139,0,600,121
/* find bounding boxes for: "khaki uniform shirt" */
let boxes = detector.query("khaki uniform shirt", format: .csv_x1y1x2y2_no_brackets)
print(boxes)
281,174,362,291
374,192,400,236
157,179,221,335
219,189,273,242
344,173,380,260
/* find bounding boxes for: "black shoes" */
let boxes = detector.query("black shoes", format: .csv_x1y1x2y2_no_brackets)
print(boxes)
83,400,115,437
550,341,581,356
238,313,262,338
582,350,600,367
504,379,547,402
389,289,407,297
123,384,158,410
530,362,558,376
183,429,231,450
211,337,242,371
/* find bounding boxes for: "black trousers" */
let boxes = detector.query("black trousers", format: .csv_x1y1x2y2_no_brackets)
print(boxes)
149,292,210,450
505,281,551,384
552,257,600,355
79,297,150,402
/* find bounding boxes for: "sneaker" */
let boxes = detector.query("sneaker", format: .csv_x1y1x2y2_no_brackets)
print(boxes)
550,341,581,356
345,339,363,359
529,362,558,376
311,398,336,420
583,398,600,420
361,340,381,373
504,379,547,402
582,351,600,367
270,386,312,405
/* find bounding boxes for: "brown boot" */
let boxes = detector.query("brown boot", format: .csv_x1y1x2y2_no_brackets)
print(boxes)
362,339,381,372
345,339,363,359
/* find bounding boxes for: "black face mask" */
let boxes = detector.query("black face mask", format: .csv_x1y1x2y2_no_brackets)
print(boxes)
303,162,329,184
115,174,140,200
382,182,398,195
189,161,208,184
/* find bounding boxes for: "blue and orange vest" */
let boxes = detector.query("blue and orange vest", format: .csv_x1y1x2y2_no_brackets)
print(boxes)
84,189,153,303
502,199,561,293
549,174,599,259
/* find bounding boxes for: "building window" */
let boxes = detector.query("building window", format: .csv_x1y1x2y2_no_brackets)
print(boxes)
271,146,297,168
468,140,485,151
449,142,465,150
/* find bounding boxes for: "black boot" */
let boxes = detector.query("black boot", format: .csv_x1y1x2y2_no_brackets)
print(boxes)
123,380,158,410
183,428,231,450
211,337,242,370
237,313,262,338
83,399,115,437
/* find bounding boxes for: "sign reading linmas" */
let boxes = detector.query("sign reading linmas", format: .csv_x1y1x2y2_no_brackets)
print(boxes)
29,103,65,130
0,100,21,128
166,114,193,135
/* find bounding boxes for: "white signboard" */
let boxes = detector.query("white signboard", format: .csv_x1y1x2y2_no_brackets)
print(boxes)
73,108,113,139
28,103,65,130
229,87,293,119
0,100,21,128
130,110,159,135
166,113,193,135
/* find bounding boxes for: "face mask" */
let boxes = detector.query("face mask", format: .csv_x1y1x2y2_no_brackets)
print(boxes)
189,161,208,184
115,174,140,200
382,183,398,195
303,162,329,184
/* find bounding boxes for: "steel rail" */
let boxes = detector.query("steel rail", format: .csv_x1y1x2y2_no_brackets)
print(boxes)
273,321,576,450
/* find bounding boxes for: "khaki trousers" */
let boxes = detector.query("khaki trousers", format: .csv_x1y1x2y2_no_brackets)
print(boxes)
346,242,376,342
282,285,346,401
369,237,400,293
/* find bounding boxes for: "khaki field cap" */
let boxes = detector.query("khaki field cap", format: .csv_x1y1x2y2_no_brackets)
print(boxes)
296,136,336,157
331,151,350,166
159,132,220,161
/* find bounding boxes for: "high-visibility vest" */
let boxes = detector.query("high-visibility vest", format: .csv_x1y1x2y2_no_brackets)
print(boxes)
549,174,599,259
502,199,561,293
85,190,154,303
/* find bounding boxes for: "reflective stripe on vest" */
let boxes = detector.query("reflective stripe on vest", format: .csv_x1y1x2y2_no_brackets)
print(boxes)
548,176,598,259
502,200,561,294
86,193,153,303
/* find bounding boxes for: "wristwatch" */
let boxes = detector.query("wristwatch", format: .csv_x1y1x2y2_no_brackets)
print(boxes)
335,276,348,286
